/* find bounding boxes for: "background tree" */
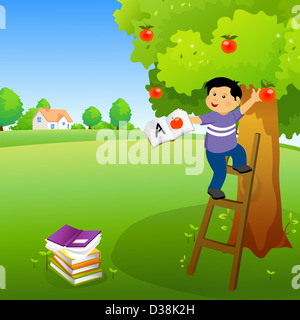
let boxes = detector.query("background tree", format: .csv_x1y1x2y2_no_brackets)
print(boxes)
11,98,51,130
0,88,24,131
109,98,132,130
36,98,51,109
82,106,102,129
114,0,300,258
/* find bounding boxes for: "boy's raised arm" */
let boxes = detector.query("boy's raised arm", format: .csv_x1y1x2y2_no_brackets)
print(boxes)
189,116,203,125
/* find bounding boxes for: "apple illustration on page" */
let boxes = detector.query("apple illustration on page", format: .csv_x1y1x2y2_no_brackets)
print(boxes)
170,117,184,130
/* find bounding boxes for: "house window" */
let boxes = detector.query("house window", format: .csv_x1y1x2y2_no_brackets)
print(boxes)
62,122,65,126
51,124,55,130
37,117,42,123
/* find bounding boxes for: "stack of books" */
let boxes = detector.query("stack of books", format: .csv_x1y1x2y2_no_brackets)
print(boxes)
46,225,103,286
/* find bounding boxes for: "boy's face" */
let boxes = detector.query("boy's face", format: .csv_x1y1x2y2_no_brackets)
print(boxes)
206,86,240,114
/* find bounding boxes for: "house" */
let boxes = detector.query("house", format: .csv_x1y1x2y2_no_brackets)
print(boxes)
32,107,73,130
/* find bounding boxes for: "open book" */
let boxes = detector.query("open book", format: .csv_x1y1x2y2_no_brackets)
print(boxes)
46,225,102,260
144,109,194,148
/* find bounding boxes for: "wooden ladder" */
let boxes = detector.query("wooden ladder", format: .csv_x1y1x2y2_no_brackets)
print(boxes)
186,133,261,291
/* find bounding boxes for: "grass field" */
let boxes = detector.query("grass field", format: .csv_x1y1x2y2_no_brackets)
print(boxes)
0,131,299,300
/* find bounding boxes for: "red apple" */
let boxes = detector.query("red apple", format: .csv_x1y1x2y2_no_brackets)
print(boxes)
259,81,276,103
140,25,154,42
259,88,276,103
170,117,183,130
149,87,163,99
221,35,238,54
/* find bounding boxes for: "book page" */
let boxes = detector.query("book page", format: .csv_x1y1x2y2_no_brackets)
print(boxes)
166,109,195,140
144,119,174,148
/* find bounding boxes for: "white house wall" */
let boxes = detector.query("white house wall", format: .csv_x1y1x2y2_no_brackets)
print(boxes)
58,116,72,130
32,111,48,130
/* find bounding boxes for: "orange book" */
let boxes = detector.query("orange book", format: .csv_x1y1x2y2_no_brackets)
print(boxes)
53,255,101,277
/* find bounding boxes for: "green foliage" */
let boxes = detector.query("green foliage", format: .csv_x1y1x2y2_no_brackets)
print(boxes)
0,88,24,128
115,0,300,135
276,18,300,98
109,268,118,279
109,99,132,128
278,84,300,139
184,232,193,243
285,212,298,236
91,121,116,130
10,108,38,130
71,123,86,130
36,98,51,109
113,0,150,36
157,11,285,95
146,65,206,117
39,251,51,257
31,259,38,269
119,122,138,130
267,270,276,280
179,255,188,269
219,208,233,231
82,107,102,128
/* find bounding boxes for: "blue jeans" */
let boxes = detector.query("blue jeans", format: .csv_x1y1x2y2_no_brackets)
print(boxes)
206,144,247,190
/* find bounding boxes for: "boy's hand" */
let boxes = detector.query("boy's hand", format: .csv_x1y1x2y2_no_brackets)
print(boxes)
250,88,262,103
240,88,262,115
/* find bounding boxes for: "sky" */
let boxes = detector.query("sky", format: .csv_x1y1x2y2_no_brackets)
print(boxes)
0,0,156,129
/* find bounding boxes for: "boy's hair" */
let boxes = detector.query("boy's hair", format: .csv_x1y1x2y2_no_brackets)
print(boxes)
205,77,242,101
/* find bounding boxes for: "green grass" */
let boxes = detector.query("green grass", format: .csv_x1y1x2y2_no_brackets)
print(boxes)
0,130,125,148
0,136,299,300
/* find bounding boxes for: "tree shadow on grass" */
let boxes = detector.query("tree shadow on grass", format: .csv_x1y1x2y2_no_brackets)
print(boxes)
112,205,300,300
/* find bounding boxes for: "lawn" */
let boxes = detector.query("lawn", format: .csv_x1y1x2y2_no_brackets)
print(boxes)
0,131,299,300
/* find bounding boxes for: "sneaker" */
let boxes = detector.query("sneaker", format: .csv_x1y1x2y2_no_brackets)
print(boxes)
208,188,225,200
232,165,252,174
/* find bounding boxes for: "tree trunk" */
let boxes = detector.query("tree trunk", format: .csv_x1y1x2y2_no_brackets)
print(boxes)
89,126,91,130
227,85,292,258
0,127,3,131
116,127,119,131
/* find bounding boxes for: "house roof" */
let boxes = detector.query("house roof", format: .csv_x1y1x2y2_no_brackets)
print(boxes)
37,107,73,123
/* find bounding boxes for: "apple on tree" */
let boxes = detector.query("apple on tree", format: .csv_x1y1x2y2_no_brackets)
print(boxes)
149,87,163,99
221,35,238,54
140,25,154,42
259,80,276,103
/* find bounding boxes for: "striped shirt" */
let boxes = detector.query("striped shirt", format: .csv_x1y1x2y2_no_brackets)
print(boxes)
199,108,244,153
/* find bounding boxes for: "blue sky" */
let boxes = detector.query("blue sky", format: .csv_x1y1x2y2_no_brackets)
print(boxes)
0,0,156,129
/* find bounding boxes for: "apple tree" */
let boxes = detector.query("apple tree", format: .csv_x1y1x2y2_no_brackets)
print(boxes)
114,0,300,258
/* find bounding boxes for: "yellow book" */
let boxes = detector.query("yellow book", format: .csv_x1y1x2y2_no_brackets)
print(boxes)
48,247,101,267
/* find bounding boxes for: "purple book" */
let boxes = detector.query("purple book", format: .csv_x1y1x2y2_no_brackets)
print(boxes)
47,225,101,248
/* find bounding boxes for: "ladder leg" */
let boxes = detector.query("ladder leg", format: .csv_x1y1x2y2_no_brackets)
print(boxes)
228,134,260,291
228,208,249,291
187,200,214,276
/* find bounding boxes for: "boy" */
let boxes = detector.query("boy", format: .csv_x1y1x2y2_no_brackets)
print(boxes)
189,77,261,200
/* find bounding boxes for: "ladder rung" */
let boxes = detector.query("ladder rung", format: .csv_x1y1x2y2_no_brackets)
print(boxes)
226,166,252,176
213,199,244,211
201,238,236,255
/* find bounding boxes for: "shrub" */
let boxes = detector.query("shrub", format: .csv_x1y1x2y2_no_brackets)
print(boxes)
71,123,86,130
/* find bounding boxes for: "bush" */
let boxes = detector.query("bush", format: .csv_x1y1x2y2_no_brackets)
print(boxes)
119,122,139,131
91,121,116,130
71,123,86,130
